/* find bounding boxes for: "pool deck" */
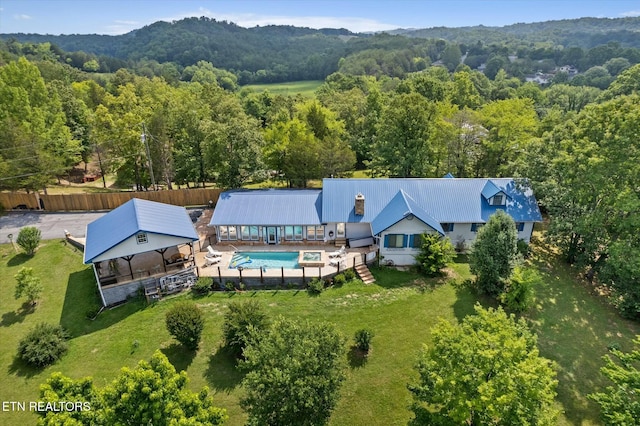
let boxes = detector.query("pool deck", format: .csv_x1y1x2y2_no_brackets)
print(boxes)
196,245,376,281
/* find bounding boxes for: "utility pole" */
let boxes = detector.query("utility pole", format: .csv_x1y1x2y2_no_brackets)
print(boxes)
141,123,157,190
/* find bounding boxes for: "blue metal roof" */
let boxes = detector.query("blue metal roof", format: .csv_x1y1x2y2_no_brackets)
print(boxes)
210,189,322,226
322,178,542,227
481,180,504,199
84,198,198,263
370,190,444,235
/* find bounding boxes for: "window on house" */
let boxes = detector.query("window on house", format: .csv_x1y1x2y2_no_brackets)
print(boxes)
294,226,303,240
492,194,504,205
306,225,325,241
385,234,405,248
219,226,237,241
241,226,259,240
471,223,484,232
136,232,148,244
284,226,294,240
410,234,424,248
441,223,454,232
516,222,525,232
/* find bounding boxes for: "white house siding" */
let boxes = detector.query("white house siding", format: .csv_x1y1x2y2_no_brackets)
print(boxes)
446,221,536,251
379,218,437,266
346,222,372,240
92,233,194,263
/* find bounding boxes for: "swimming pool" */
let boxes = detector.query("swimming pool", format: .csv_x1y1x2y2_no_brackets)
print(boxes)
230,251,300,269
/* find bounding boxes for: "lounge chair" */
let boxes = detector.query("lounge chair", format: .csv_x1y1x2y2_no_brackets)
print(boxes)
328,246,346,258
207,245,223,257
204,255,222,267
329,256,346,267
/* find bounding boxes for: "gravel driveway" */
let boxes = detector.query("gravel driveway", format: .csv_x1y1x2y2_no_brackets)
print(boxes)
0,211,107,244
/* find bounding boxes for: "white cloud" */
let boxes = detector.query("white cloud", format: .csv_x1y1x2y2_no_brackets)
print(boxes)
161,8,399,33
104,20,142,35
13,14,32,21
620,10,640,17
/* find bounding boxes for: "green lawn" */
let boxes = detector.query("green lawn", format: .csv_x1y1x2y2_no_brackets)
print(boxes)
0,240,638,425
241,80,324,97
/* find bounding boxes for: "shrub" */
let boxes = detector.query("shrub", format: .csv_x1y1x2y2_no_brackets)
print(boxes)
14,267,43,306
18,323,68,367
225,281,236,291
343,268,356,281
165,302,204,350
307,277,325,295
222,300,270,359
500,266,538,312
16,226,41,256
333,273,346,286
517,239,531,258
415,233,456,277
192,277,212,296
354,328,374,354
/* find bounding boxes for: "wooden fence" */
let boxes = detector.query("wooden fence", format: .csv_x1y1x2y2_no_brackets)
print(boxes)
0,188,222,212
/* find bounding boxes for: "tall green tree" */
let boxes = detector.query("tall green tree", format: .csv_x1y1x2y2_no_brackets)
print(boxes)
409,305,558,425
241,317,346,426
38,351,227,425
370,92,437,177
589,336,640,425
469,210,519,296
0,57,78,192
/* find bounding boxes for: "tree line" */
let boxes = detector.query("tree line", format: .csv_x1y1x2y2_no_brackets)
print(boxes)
4,16,640,83
1,36,640,318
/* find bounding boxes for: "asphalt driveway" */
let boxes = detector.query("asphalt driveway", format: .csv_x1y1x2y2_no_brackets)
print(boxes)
0,211,106,244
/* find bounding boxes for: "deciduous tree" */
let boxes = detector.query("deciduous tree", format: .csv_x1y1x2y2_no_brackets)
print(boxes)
409,305,558,425
241,317,346,426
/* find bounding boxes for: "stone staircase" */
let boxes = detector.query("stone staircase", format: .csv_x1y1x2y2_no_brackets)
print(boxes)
355,264,376,284
334,238,347,247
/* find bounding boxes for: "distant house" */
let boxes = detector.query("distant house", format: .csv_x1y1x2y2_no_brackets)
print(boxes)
210,177,542,266
84,198,199,306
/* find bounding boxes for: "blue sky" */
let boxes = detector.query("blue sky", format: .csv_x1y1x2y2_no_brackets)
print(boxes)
1,0,640,35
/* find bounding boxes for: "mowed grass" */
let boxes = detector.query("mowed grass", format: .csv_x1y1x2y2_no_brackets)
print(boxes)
241,80,324,97
0,239,638,425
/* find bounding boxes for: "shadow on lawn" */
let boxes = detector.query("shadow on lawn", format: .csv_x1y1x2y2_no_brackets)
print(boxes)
161,343,196,372
60,270,146,338
1,302,35,327
204,346,246,393
526,242,640,425
6,252,32,267
7,355,40,379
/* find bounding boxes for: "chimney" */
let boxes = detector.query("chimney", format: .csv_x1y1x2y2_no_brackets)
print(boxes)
355,193,365,215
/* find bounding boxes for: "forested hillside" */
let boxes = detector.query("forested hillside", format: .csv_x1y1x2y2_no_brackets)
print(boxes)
3,16,640,83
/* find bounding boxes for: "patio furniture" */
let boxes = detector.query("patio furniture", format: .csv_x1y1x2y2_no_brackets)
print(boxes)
206,246,223,257
204,255,222,266
328,246,346,258
329,256,346,267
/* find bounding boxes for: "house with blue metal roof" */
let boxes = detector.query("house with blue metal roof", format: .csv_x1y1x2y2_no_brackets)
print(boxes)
84,198,199,305
209,177,542,266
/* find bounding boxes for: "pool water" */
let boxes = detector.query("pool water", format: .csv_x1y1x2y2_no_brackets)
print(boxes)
230,252,299,269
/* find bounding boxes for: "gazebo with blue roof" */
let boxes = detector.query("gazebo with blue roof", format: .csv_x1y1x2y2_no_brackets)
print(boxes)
84,198,199,306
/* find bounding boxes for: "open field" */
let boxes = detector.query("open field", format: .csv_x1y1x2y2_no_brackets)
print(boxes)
241,80,324,97
0,239,638,425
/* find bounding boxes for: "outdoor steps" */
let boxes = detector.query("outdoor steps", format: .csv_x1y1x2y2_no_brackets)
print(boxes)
334,238,347,247
355,264,376,284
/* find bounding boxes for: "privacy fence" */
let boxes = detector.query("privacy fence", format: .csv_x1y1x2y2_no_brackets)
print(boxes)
0,188,222,212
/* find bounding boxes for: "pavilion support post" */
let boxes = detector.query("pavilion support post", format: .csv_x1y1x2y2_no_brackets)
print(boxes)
318,267,321,278
123,255,135,280
281,267,284,285
260,267,263,283
217,267,222,286
302,267,305,285
156,248,168,272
